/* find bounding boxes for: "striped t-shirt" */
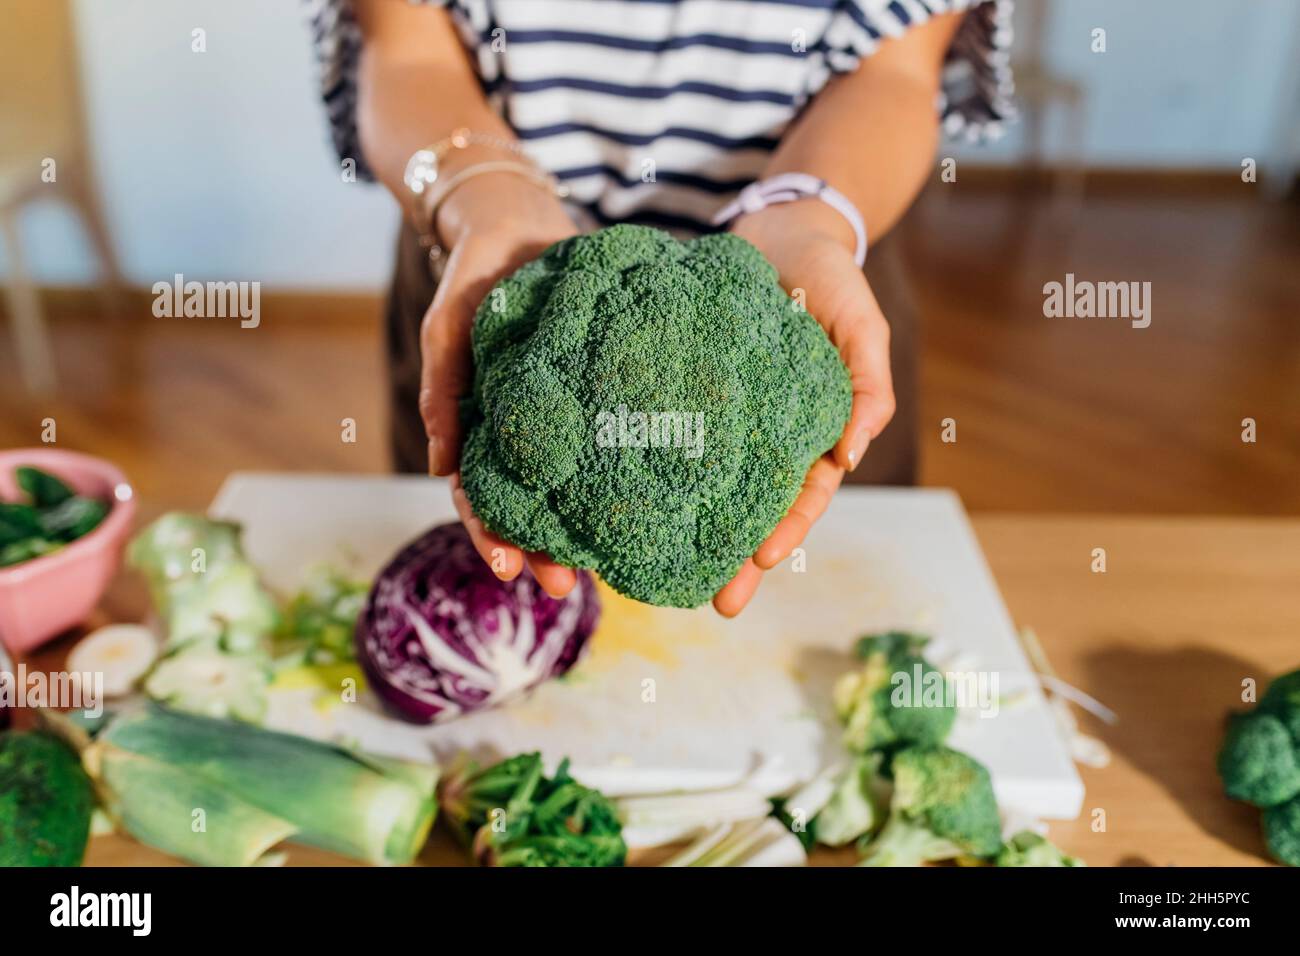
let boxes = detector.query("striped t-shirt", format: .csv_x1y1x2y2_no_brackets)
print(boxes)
308,0,1014,234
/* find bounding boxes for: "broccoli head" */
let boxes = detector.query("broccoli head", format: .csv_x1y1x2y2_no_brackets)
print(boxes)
833,631,956,752
459,224,852,607
859,745,1003,866
995,830,1084,867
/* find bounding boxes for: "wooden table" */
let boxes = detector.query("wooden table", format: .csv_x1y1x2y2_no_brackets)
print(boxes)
24,514,1300,867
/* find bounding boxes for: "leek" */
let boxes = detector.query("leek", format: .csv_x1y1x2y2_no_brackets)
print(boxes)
86,745,295,867
85,704,438,866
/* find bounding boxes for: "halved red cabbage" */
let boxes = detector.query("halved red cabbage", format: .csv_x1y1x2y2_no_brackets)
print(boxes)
355,522,599,724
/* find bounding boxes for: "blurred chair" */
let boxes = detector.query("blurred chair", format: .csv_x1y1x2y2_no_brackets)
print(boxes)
1013,0,1088,221
0,0,122,394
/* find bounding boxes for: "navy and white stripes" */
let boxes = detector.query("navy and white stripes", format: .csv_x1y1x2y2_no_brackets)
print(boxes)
306,0,1015,234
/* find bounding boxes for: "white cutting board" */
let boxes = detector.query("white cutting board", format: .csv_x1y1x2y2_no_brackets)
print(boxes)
210,473,1083,819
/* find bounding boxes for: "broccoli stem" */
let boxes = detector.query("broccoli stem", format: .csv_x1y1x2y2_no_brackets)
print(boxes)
858,813,963,867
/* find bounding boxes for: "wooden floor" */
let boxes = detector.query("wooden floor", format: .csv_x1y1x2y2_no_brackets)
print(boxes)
2,184,1297,518
904,183,1300,514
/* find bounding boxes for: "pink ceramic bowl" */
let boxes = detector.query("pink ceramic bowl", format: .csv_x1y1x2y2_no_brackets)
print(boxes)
0,448,136,655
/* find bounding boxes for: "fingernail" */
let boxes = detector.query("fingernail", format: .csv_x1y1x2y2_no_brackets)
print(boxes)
427,436,444,476
848,431,870,471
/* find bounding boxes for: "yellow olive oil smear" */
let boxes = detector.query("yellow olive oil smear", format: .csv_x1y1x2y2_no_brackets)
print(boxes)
578,579,720,674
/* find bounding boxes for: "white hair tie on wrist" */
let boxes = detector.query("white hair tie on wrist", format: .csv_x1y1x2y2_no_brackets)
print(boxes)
710,172,868,267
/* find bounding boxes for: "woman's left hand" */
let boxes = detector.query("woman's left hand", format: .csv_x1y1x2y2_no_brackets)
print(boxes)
714,200,897,616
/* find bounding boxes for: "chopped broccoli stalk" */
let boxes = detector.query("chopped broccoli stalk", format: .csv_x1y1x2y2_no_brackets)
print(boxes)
859,812,966,867
128,513,279,654
834,632,956,752
996,831,1084,867
164,563,279,654
459,224,852,608
145,645,271,724
813,755,889,847
859,745,1002,866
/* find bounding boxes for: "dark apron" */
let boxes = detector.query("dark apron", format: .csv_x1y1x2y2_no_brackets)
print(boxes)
384,224,919,487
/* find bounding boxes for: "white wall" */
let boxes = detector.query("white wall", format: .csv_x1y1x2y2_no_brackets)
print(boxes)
3,0,1296,289
954,0,1300,168
4,0,397,288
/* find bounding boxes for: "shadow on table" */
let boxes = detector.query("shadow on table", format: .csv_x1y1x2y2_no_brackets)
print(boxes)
1080,642,1274,862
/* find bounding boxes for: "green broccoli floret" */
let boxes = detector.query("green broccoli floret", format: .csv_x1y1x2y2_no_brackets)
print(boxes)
996,830,1084,867
1263,796,1300,866
859,745,1002,866
1217,712,1300,807
0,731,95,866
853,631,930,660
1260,669,1300,739
459,224,852,607
833,632,956,752
1218,668,1300,867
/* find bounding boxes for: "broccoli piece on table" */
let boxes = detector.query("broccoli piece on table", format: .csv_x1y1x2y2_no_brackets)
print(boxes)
1260,669,1300,739
459,224,851,608
1217,712,1300,807
833,631,956,752
995,830,1084,867
1263,795,1300,867
859,745,1002,866
0,731,95,866
1217,668,1300,867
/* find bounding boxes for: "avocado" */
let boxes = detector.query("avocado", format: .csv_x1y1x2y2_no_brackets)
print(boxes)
0,731,95,866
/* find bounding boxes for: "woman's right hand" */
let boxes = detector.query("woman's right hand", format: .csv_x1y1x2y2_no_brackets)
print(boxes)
418,171,579,596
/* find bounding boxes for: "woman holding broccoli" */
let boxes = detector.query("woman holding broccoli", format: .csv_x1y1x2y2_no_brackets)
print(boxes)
310,0,1013,614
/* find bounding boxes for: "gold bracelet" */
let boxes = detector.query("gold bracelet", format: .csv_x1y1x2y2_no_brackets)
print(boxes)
402,127,528,199
419,160,568,280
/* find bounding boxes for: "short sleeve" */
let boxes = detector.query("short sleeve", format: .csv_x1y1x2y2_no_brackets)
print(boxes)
823,0,1016,143
305,0,463,181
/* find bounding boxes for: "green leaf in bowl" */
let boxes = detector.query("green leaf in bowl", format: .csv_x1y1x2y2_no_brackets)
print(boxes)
0,502,43,547
38,497,109,542
0,537,62,567
16,466,76,508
